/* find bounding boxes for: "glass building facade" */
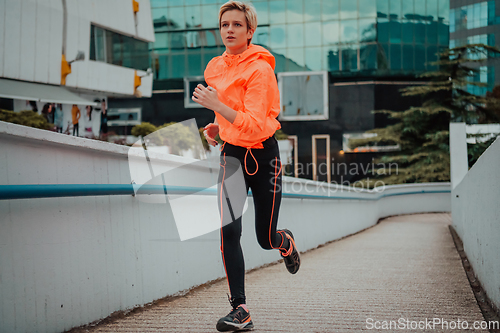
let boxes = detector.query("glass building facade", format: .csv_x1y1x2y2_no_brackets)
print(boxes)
150,0,450,80
449,0,500,96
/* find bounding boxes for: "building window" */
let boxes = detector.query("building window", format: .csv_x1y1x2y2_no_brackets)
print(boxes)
450,1,497,33
278,71,329,121
90,25,149,71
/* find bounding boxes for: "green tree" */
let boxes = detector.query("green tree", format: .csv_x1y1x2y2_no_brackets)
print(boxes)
131,122,157,137
0,109,53,130
350,44,500,188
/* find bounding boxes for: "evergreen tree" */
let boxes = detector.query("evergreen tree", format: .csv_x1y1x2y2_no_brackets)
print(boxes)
350,44,500,188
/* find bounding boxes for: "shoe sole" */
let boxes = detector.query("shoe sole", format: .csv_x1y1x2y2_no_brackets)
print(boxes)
281,229,300,274
216,320,254,332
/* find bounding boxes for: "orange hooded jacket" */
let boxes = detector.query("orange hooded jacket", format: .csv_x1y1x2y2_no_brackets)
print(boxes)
204,44,281,149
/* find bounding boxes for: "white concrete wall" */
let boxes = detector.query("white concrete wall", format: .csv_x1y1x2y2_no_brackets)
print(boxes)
0,0,154,97
452,137,500,312
0,121,451,333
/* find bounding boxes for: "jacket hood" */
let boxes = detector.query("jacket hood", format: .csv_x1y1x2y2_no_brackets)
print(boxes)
222,44,275,70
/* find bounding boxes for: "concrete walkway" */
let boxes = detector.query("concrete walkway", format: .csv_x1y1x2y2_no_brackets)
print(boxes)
75,213,486,332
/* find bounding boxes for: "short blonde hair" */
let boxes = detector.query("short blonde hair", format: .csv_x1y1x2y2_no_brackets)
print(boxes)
219,1,257,45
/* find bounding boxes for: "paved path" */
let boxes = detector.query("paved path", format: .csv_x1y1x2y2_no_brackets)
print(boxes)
76,213,486,332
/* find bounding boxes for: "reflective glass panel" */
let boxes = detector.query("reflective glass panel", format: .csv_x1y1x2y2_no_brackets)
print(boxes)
287,48,305,70
474,3,481,28
186,6,201,28
415,22,425,44
488,1,495,25
415,44,425,70
401,0,413,19
185,0,201,5
359,18,376,42
186,31,201,49
305,47,322,71
322,21,340,44
202,0,218,4
287,0,304,23
467,5,474,29
449,9,455,32
414,0,425,17
153,7,169,29
270,25,287,48
187,51,202,76
91,26,105,62
273,48,287,72
324,46,340,71
390,44,401,70
253,2,269,26
427,22,438,44
305,0,321,22
107,31,150,70
438,22,449,45
341,46,358,70
389,0,401,19
287,24,304,48
427,0,438,21
388,20,401,43
154,32,170,50
305,22,322,47
171,31,186,49
377,0,389,17
169,7,185,29
201,5,219,28
322,0,339,21
378,43,389,69
377,18,389,43
402,44,414,70
401,20,413,43
157,54,168,79
270,0,286,24
171,53,186,78
438,0,449,21
480,2,488,26
340,0,358,19
254,26,270,47
359,0,377,18
151,0,169,8
360,43,377,69
202,29,220,48
340,19,358,43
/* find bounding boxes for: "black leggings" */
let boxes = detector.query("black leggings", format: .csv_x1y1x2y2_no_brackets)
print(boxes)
218,136,288,307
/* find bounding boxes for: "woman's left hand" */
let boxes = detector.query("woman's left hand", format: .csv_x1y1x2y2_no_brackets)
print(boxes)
192,84,220,111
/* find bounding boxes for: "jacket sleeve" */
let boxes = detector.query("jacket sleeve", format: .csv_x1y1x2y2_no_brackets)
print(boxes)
231,66,278,135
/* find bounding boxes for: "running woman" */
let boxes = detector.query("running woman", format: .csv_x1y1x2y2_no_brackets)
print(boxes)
192,1,300,331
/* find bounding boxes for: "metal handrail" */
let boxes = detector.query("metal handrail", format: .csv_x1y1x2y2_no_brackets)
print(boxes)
0,184,450,201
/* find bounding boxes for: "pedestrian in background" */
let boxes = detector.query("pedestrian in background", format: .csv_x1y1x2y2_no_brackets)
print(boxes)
54,103,63,133
100,99,108,139
71,104,81,136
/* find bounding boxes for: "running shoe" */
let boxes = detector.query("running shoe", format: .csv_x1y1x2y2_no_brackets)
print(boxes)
216,303,254,332
280,229,300,274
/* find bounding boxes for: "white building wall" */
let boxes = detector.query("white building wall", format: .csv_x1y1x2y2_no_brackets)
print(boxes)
0,0,154,97
0,0,5,77
0,121,452,333
452,137,500,312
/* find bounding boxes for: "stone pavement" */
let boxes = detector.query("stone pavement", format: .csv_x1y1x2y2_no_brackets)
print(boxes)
74,213,487,332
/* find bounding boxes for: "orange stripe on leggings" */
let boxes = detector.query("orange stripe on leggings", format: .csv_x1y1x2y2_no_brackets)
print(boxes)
268,157,283,250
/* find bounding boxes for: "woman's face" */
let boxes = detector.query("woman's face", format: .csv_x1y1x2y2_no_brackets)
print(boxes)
220,9,254,55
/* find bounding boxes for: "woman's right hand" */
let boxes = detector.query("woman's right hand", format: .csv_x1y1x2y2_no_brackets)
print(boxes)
203,123,219,147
